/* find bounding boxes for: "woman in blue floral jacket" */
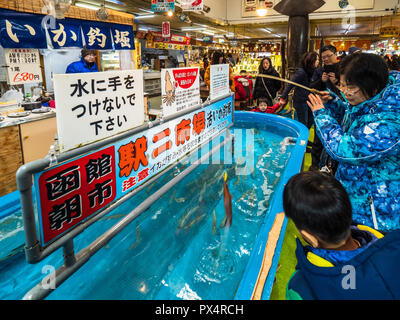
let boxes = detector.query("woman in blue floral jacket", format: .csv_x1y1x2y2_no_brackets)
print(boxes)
307,53,400,232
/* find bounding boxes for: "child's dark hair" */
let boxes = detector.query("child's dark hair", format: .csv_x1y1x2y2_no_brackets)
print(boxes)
283,171,352,245
258,97,269,105
339,53,389,99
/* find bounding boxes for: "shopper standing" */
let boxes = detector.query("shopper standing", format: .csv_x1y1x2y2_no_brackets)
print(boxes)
311,45,340,95
253,57,281,106
280,51,320,128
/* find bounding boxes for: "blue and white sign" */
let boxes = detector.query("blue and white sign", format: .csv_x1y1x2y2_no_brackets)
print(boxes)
111,24,135,50
0,9,47,48
81,21,113,50
151,0,175,13
47,19,83,49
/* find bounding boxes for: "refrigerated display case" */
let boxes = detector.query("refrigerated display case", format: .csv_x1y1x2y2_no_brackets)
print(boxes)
99,51,121,71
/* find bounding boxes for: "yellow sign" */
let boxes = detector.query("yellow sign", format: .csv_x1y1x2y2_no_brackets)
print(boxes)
379,26,400,38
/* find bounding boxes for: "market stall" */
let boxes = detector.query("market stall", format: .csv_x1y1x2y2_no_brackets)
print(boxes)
0,2,137,197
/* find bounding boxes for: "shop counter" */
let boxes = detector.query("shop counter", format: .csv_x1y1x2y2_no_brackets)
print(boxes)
0,110,57,197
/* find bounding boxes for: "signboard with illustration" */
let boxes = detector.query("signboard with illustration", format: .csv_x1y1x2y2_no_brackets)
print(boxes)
53,70,145,153
209,64,230,101
151,0,175,12
5,48,42,85
161,67,200,117
181,0,204,11
33,95,234,246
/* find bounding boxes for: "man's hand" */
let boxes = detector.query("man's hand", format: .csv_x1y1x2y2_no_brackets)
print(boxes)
328,72,338,85
322,72,329,83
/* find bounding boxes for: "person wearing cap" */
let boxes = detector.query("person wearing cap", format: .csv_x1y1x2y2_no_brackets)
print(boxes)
66,47,99,74
348,46,361,55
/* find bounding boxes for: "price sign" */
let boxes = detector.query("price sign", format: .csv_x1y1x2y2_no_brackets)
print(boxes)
5,49,42,85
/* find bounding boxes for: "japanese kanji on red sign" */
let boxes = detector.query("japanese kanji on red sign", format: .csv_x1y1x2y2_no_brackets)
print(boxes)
37,146,116,244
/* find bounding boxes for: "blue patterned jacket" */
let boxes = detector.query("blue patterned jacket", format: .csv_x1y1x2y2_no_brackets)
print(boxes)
313,71,400,232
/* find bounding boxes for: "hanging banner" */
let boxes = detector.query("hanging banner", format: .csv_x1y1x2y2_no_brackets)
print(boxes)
162,21,171,38
111,24,135,50
0,8,134,50
202,35,213,43
46,19,83,49
151,0,175,12
161,67,200,117
210,64,230,101
181,0,204,11
0,9,47,48
81,21,113,50
151,31,190,46
53,70,145,153
5,48,43,85
34,94,233,246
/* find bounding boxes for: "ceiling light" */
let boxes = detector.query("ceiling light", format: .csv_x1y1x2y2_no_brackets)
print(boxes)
138,8,153,13
135,14,156,19
181,27,206,31
256,1,268,17
167,10,173,17
202,30,215,36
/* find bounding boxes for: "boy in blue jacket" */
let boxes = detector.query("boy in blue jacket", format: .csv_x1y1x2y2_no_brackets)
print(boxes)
283,171,400,300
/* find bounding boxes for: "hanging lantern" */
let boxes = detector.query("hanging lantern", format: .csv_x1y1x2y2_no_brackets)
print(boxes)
96,1,109,20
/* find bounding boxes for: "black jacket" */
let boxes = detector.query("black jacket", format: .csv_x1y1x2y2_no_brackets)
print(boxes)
281,68,314,103
253,68,281,105
310,64,341,96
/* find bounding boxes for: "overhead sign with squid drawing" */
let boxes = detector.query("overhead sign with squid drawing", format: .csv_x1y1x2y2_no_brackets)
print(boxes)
161,67,201,117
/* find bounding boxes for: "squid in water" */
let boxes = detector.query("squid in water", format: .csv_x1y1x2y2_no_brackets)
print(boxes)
220,172,233,228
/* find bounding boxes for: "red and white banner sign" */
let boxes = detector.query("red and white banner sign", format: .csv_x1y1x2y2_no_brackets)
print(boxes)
150,31,190,45
181,0,203,11
162,21,170,38
37,146,117,244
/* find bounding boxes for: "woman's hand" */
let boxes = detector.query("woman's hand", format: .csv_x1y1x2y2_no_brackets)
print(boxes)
318,91,333,104
307,93,326,112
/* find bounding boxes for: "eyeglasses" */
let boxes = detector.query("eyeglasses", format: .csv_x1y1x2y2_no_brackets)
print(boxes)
321,53,334,60
339,83,361,95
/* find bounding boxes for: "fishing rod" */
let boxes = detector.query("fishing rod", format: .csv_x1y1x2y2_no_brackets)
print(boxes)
239,73,324,95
